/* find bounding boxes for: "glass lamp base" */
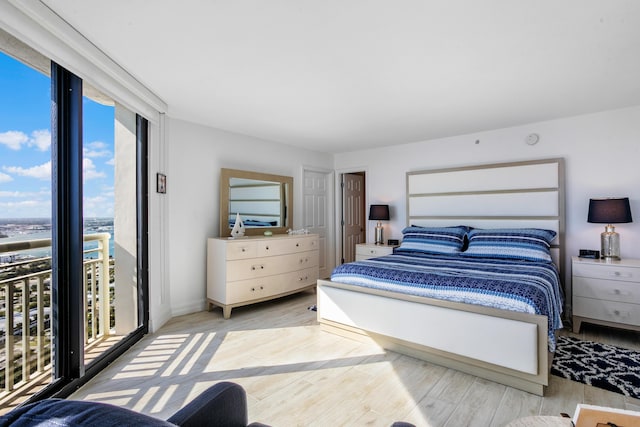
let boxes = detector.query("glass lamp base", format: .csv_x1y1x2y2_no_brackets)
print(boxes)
601,225,620,260
375,223,384,245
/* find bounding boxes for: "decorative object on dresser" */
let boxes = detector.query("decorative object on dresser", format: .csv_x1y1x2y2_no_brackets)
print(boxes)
587,197,633,260
207,234,319,319
572,256,640,333
355,242,396,261
230,212,246,238
368,204,390,245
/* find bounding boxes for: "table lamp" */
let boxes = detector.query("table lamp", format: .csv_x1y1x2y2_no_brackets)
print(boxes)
587,197,632,260
369,204,390,245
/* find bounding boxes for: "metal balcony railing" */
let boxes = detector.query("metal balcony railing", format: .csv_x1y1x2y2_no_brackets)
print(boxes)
0,233,112,395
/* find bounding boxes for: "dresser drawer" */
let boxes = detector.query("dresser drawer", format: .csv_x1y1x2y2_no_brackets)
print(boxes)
573,261,640,283
574,296,640,326
281,267,319,293
225,240,258,260
226,276,282,304
227,250,319,281
257,235,318,257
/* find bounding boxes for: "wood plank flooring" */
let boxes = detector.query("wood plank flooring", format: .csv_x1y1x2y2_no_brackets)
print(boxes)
71,291,640,426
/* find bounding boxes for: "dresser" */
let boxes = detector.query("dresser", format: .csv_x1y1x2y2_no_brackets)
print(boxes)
572,256,640,333
207,234,319,318
355,243,396,261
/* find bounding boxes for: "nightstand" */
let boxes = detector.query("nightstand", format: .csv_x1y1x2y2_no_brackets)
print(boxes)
572,256,640,333
355,243,396,261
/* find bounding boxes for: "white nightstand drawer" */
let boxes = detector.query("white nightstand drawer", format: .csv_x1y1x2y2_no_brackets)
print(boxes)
573,277,640,303
573,297,640,326
356,244,394,259
573,261,640,283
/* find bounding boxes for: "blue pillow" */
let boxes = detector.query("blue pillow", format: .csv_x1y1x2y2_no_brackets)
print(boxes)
397,226,469,255
461,228,556,262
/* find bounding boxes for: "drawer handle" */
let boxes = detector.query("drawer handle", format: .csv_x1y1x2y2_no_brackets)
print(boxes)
296,243,300,247
241,248,246,252
251,287,255,292
260,286,264,290
265,246,269,250
609,271,631,278
251,265,265,271
611,309,629,318
370,250,375,254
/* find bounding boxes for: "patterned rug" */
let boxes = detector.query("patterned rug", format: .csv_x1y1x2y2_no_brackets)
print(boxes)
551,335,640,399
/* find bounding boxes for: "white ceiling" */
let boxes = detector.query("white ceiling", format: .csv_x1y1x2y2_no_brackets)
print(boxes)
43,0,640,153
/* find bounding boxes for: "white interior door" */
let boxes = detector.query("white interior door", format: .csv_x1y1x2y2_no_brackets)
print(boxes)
302,168,334,279
342,173,365,264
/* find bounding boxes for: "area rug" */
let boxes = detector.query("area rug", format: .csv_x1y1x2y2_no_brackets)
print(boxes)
551,335,640,399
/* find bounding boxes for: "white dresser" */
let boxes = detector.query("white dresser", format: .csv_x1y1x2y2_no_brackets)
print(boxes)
572,256,640,333
355,243,396,261
207,234,319,318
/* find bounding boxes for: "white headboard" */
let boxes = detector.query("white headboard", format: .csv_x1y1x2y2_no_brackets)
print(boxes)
406,158,565,277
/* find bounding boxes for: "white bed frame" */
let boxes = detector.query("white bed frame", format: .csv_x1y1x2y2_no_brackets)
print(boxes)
318,158,565,395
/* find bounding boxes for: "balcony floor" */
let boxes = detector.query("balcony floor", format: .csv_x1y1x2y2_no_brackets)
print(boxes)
65,291,640,426
0,335,124,415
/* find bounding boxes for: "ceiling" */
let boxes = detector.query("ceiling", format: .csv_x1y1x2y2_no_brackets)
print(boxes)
42,0,640,153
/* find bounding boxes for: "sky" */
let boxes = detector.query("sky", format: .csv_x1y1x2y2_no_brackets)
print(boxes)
0,52,115,219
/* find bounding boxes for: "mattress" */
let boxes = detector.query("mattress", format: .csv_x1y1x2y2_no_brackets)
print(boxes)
330,251,564,351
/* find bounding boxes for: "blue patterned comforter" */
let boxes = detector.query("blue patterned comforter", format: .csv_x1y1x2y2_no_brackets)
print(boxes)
331,251,564,351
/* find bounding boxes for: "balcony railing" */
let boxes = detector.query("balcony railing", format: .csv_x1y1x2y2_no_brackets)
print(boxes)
0,233,112,395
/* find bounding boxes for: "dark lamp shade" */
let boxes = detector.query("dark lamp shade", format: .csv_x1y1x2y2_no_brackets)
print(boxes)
369,204,390,221
587,198,633,224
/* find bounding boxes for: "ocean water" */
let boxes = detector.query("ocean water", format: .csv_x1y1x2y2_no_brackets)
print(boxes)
0,218,114,260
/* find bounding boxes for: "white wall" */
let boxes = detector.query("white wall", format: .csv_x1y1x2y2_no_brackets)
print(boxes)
335,106,640,290
165,118,333,317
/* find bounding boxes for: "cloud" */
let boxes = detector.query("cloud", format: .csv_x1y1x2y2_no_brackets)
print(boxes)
0,189,50,199
105,157,115,166
2,158,105,181
83,158,106,180
0,199,51,217
0,171,13,183
0,129,50,151
3,161,51,180
84,140,111,158
84,194,114,217
0,190,22,197
0,130,28,150
30,129,51,151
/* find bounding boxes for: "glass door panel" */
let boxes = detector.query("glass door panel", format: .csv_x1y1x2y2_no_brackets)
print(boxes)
0,51,53,411
82,89,138,367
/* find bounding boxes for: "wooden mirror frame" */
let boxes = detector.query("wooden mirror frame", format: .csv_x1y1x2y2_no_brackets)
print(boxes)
219,168,294,237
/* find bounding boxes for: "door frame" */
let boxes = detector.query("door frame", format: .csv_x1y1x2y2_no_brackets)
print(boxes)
334,166,368,266
301,165,336,279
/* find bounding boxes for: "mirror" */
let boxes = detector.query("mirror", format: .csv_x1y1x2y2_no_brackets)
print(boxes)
219,168,293,237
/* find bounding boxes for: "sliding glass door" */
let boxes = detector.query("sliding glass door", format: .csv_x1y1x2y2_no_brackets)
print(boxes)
0,41,149,412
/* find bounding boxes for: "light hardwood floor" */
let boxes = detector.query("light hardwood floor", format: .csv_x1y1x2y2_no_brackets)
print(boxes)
71,291,640,426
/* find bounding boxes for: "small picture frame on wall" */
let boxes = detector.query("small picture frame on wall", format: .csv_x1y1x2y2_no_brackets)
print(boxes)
157,173,167,194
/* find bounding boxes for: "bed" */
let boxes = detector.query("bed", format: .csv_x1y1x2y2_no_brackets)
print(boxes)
317,158,565,395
